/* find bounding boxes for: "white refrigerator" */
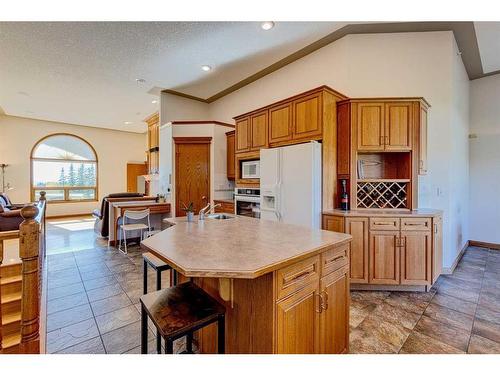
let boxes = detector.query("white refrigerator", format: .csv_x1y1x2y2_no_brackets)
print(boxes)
260,141,322,229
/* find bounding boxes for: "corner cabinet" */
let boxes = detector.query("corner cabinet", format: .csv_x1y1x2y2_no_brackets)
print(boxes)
226,130,235,180
322,212,442,291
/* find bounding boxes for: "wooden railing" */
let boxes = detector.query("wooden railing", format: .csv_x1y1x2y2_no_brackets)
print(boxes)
0,191,47,354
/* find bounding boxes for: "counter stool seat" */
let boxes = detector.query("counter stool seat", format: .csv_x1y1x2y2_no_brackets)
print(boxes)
140,281,226,354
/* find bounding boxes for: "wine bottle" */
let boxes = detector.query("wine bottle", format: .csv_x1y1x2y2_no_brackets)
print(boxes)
341,179,349,211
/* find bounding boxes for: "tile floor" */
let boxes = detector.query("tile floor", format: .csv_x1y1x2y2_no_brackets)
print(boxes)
44,217,500,354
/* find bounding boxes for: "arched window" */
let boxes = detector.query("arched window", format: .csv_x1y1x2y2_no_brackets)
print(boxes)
31,134,98,202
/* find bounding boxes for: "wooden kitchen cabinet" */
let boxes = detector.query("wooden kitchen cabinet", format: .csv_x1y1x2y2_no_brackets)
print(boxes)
319,267,349,354
418,104,428,175
250,111,268,150
432,215,443,283
235,117,251,153
369,230,400,285
276,282,320,354
214,199,235,214
226,130,235,180
269,102,293,145
322,214,344,233
293,92,322,140
400,231,432,285
385,102,412,150
357,102,385,151
345,217,369,284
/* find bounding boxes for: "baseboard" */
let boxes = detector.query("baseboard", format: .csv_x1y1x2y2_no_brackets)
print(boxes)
350,284,427,292
47,213,93,219
469,240,500,250
442,240,469,274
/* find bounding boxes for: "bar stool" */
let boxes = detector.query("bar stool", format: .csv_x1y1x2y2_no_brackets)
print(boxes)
140,282,226,354
142,252,176,353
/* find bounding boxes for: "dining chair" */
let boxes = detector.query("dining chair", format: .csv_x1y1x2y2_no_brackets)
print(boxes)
119,208,151,254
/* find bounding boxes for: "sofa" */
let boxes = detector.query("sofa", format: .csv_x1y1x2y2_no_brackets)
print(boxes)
93,192,145,237
0,193,26,231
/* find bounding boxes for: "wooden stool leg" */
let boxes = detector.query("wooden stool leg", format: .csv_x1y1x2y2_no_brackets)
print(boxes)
143,259,148,294
186,333,193,353
141,305,148,354
165,338,174,354
217,316,225,354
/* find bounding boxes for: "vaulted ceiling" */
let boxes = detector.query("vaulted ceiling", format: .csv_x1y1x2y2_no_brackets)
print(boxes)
0,21,498,133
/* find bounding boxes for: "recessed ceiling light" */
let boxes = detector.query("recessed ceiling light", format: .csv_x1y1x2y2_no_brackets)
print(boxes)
135,78,146,84
201,65,212,72
124,121,133,125
18,91,30,97
261,21,275,31
152,100,158,104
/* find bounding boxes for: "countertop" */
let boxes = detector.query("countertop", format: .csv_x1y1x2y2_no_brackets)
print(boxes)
140,215,351,279
323,208,443,217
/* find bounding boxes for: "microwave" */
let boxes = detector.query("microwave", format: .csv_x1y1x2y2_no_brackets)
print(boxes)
241,160,260,179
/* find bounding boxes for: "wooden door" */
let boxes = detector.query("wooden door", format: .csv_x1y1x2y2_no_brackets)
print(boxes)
126,163,148,193
276,282,320,354
226,131,235,180
400,231,431,285
432,216,443,284
356,103,385,151
345,217,369,283
269,102,293,145
250,111,268,150
369,230,400,285
419,105,428,175
385,102,412,150
235,117,250,153
293,92,322,140
319,267,349,354
174,138,211,217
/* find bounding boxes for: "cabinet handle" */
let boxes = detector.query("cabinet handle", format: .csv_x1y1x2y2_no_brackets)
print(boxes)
326,254,345,264
385,136,389,145
396,237,401,247
321,291,329,311
283,265,315,285
400,237,406,247
434,223,438,234
374,222,395,226
380,136,385,145
315,293,323,313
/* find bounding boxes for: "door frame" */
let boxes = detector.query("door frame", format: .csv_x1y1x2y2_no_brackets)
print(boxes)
173,137,212,217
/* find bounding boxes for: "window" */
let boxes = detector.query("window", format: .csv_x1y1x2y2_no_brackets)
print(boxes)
31,134,98,202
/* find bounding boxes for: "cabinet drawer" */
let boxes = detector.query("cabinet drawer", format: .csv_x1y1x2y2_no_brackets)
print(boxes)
369,217,400,231
276,255,320,300
401,217,431,231
321,244,349,276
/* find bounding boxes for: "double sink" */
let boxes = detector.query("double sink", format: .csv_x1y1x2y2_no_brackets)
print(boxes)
206,213,234,220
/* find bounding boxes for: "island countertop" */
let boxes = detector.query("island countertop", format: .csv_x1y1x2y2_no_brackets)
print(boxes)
140,215,351,279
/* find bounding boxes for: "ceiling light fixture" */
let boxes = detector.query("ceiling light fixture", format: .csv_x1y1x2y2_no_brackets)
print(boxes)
201,65,212,72
135,78,146,84
124,121,133,125
261,21,275,31
152,100,158,104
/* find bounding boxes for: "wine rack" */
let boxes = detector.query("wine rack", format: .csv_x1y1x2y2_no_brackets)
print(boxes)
357,180,408,209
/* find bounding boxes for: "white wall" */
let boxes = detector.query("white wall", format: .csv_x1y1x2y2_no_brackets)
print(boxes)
0,115,146,216
206,31,469,269
469,74,500,243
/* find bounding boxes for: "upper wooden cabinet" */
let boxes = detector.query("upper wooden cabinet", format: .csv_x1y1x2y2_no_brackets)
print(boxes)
357,102,385,151
226,130,235,180
235,117,251,153
269,102,293,144
250,111,268,150
293,92,322,140
418,104,428,175
145,112,159,174
385,102,412,150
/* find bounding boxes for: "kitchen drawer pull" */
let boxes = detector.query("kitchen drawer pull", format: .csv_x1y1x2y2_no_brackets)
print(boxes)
315,293,323,313
374,222,395,226
326,254,345,264
405,222,423,226
321,291,329,310
283,265,315,284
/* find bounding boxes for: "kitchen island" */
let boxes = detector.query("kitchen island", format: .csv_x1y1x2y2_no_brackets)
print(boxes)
141,215,352,354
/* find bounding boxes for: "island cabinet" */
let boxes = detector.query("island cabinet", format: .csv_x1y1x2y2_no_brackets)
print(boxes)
322,210,442,291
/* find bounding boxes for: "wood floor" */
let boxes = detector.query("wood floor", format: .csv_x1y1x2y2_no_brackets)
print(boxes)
44,218,500,354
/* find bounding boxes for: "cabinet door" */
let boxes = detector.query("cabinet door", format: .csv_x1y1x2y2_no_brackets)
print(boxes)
385,102,412,150
432,216,443,284
250,111,268,150
322,214,344,233
235,117,251,153
293,92,322,140
276,282,320,354
226,132,235,180
356,103,385,151
319,267,349,354
269,102,293,144
345,217,369,284
400,231,432,285
369,230,400,284
419,105,428,175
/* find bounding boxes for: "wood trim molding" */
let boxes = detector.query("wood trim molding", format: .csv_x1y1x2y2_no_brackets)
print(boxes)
143,111,159,125
469,240,500,251
171,120,234,128
162,22,488,104
46,213,93,219
173,136,212,144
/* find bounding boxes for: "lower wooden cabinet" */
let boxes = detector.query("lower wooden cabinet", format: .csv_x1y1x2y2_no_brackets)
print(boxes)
369,230,400,285
214,200,235,214
322,213,442,289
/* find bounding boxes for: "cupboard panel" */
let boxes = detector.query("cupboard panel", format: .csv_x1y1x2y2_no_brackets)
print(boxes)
345,217,369,283
269,102,293,144
235,117,251,153
369,230,400,284
250,111,268,150
385,102,412,150
419,105,428,174
356,103,385,151
401,231,431,285
226,131,235,180
293,93,322,139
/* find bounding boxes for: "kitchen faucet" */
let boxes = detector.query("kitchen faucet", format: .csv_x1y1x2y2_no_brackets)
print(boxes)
198,203,222,220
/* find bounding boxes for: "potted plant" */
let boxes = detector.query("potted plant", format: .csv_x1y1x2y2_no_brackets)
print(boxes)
181,202,195,222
